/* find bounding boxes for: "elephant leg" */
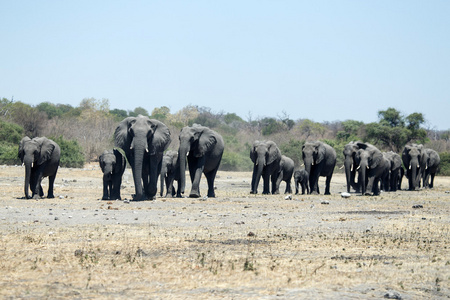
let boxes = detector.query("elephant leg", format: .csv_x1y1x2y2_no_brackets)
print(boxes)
262,172,271,194
295,180,299,195
365,177,375,196
272,172,281,194
189,157,205,198
146,155,162,200
285,179,292,194
430,173,435,188
102,180,109,200
205,168,218,198
324,174,332,195
112,175,122,200
310,176,319,195
47,173,56,198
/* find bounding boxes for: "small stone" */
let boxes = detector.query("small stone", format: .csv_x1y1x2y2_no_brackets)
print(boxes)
285,195,292,200
54,217,59,220
247,232,255,237
384,290,402,299
321,200,330,205
341,192,351,198
412,204,423,209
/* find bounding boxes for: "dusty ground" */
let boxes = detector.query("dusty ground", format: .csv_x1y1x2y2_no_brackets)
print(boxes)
0,164,449,299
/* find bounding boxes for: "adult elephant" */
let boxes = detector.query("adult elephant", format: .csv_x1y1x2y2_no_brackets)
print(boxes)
114,115,171,200
250,140,282,194
178,124,224,198
274,155,295,194
383,151,403,192
160,150,182,198
343,141,361,193
302,141,336,195
402,144,424,191
355,142,390,196
18,136,60,199
422,148,440,189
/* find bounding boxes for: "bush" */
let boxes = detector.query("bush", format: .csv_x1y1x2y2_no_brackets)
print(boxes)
438,152,450,176
51,136,85,168
279,139,304,167
0,143,21,165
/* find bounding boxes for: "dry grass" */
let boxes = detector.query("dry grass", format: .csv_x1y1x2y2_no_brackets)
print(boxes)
0,164,449,299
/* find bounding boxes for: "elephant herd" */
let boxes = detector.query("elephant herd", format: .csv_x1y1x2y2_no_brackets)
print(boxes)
249,140,441,197
17,117,440,200
18,115,224,201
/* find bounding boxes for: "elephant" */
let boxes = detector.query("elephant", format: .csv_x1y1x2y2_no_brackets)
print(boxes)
99,149,126,200
301,141,336,195
160,150,182,198
421,148,440,189
250,140,282,194
274,155,295,194
294,169,309,195
114,115,171,200
355,142,390,196
383,151,403,192
343,141,362,193
178,124,224,198
402,144,424,191
18,136,60,199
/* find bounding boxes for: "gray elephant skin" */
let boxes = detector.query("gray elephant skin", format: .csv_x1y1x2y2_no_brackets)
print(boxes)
160,150,182,198
402,144,424,191
294,169,309,195
421,148,440,189
178,124,224,198
343,141,361,193
18,136,60,199
250,140,281,194
114,115,171,200
383,151,403,191
302,141,336,195
275,155,294,194
355,142,390,196
99,149,126,200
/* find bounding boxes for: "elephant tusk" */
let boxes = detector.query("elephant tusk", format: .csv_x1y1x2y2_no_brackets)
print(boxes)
300,163,304,167
367,166,369,169
351,165,353,172
339,165,344,170
146,148,149,153
356,166,360,171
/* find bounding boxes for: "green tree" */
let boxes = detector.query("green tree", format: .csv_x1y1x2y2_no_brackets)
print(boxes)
51,136,85,168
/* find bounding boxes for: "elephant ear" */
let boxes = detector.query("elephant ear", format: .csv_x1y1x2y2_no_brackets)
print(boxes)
267,141,281,165
315,142,326,164
250,141,260,163
356,142,369,150
18,136,32,162
99,153,105,170
148,119,171,155
370,149,383,169
36,137,55,165
113,149,125,173
114,117,135,151
197,128,217,157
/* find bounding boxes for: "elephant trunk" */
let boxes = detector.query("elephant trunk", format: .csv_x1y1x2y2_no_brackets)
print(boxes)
160,166,166,197
23,158,33,199
358,160,370,195
344,156,353,193
178,146,188,195
251,156,265,193
409,162,420,190
131,137,147,200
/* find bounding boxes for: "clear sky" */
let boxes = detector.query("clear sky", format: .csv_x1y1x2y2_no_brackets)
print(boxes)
1,1,449,130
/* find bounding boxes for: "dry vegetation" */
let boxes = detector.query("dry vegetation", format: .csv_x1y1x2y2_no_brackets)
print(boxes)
0,164,449,299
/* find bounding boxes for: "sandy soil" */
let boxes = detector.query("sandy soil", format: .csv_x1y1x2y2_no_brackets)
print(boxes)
0,164,449,299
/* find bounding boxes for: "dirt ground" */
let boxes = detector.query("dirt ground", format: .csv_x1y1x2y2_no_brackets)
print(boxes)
0,164,449,299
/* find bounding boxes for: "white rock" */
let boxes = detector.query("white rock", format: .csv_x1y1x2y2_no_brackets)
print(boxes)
341,192,351,198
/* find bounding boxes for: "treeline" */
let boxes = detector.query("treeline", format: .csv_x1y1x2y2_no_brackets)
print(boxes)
1,97,450,175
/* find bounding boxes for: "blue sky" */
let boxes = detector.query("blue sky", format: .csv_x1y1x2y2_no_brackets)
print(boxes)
1,1,449,130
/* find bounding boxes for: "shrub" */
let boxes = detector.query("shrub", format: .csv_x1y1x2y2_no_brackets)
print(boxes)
51,136,85,168
438,152,450,176
279,139,304,167
0,143,21,165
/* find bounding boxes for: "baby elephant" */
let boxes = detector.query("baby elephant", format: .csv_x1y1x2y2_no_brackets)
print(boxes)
294,169,310,195
99,149,126,200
